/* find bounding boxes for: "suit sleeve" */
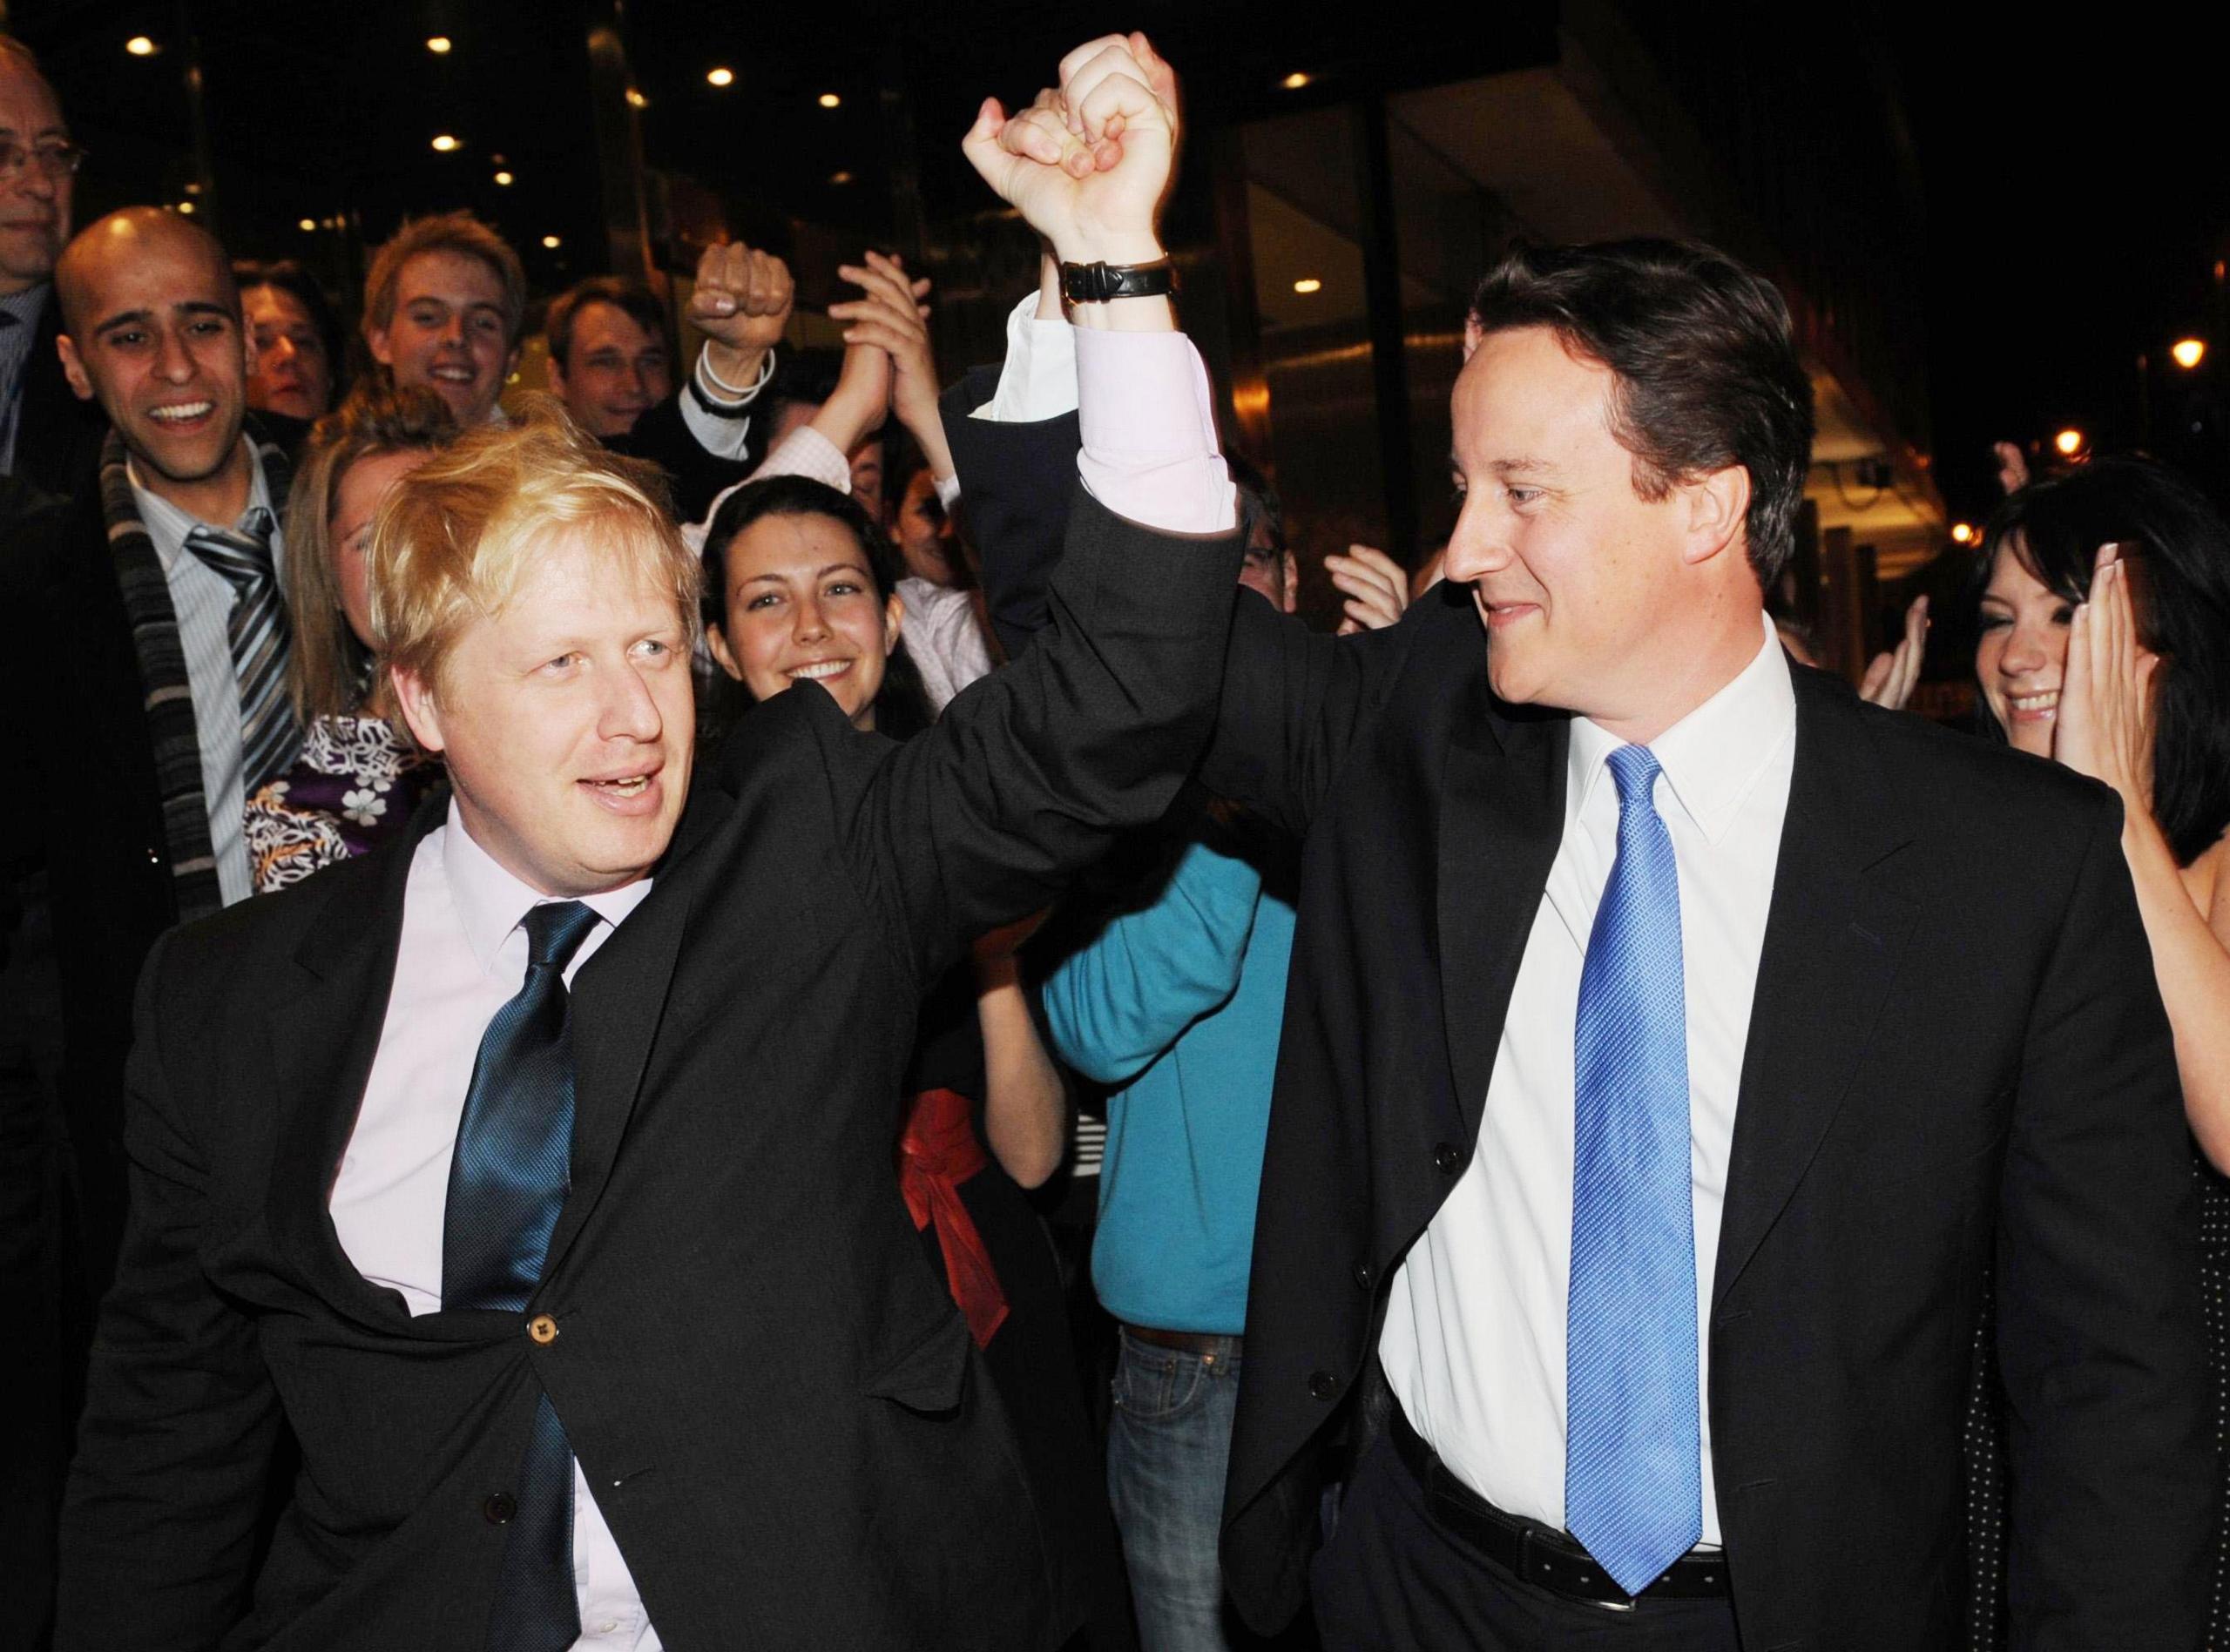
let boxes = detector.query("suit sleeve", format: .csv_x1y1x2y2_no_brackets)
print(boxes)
55,934,282,1651
1995,794,2213,1649
841,487,1241,988
941,367,1084,661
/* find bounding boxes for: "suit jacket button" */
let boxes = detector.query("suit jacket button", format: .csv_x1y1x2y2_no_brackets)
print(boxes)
483,1492,517,1524
528,1314,558,1345
1308,1369,1341,1401
1353,1263,1375,1291
1432,1143,1462,1175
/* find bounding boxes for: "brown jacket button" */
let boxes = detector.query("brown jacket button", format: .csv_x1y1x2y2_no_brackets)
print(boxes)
528,1314,558,1345
483,1492,517,1524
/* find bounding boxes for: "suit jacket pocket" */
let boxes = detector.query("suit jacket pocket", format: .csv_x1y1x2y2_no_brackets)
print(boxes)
859,1306,972,1415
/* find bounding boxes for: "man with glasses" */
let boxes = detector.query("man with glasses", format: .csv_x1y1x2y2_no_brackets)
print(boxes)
0,36,101,506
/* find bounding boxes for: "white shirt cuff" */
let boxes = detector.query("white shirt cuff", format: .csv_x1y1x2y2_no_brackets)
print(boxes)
1074,329,1235,536
971,292,1080,424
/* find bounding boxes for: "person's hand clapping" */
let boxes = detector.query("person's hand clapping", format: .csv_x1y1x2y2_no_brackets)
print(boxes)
963,32,1178,270
831,249,954,483
1859,594,1929,711
2055,543,2160,817
1327,543,1411,635
803,320,892,468
689,239,794,391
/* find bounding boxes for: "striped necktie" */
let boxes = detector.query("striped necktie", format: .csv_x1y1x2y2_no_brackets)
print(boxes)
182,507,299,794
1565,743,1702,1598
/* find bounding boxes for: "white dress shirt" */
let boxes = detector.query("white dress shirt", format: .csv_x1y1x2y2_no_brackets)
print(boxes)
895,576,994,711
128,443,284,908
1379,617,1796,1547
328,804,660,1650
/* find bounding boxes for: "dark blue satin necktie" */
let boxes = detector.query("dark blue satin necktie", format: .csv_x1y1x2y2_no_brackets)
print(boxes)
443,900,601,1652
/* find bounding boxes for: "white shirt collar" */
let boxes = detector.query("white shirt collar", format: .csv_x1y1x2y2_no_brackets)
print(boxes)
1565,613,1796,844
128,436,278,571
438,798,653,977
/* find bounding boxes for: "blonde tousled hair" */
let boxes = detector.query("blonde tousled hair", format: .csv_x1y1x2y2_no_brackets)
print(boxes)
368,397,699,698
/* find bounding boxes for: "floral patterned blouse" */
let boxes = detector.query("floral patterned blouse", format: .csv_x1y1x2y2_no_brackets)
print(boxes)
245,715,436,893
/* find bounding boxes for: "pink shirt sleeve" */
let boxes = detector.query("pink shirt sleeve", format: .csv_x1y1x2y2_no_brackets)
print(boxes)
1073,328,1237,536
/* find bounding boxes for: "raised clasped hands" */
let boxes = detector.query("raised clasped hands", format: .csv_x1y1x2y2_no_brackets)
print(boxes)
963,32,1179,265
2055,542,2160,816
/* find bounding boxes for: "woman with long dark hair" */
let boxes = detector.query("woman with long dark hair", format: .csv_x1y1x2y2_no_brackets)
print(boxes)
1963,455,2230,1644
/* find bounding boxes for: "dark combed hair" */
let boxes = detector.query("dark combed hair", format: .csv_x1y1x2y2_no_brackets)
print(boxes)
544,276,668,374
1972,455,2230,866
699,473,934,741
1468,239,1816,586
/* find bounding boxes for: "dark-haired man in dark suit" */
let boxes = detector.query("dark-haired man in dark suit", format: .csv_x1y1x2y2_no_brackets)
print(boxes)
1213,239,2210,1649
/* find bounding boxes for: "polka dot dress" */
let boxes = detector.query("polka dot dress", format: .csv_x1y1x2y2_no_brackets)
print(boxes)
1964,1153,2230,1647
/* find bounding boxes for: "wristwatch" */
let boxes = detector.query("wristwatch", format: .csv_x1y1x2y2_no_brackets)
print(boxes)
1059,258,1179,306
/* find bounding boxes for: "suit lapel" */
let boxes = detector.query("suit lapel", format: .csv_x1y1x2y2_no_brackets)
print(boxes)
1713,670,1917,1308
1438,690,1568,1140
264,794,442,1325
539,819,704,1279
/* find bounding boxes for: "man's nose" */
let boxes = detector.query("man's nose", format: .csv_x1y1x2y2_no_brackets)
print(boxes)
599,659,664,741
152,327,197,383
1440,509,1509,583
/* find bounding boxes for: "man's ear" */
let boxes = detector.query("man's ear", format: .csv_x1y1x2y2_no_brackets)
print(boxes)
1682,463,1753,570
364,323,394,369
545,353,569,396
56,334,93,403
389,665,447,755
1463,314,1483,362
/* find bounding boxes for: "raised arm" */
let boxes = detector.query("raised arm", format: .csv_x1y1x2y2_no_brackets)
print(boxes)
55,935,283,1649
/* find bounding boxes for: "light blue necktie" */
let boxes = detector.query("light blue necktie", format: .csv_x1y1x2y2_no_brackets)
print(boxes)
1566,744,1702,1597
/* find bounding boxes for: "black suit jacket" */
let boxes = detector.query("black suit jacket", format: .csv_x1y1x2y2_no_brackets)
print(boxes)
608,378,766,525
5,291,108,508
56,491,1240,1650
1207,588,2211,1649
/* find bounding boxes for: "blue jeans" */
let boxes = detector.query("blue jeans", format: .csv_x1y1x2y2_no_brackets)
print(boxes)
1107,1326,1246,1652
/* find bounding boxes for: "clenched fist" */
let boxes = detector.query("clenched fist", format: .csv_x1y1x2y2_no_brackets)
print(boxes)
688,239,794,392
963,32,1179,268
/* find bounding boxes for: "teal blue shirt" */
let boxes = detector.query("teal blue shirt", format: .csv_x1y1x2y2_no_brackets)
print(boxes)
1039,832,1294,1335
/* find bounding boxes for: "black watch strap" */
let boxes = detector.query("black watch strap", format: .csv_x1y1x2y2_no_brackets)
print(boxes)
1059,258,1179,305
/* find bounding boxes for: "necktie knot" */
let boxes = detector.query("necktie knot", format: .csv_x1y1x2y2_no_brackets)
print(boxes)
522,900,600,973
182,507,277,593
1606,744,1662,816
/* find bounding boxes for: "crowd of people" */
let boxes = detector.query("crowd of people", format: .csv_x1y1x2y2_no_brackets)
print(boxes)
5,23,2230,1652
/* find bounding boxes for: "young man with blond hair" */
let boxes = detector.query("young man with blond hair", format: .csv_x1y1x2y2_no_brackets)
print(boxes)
58,35,1234,1648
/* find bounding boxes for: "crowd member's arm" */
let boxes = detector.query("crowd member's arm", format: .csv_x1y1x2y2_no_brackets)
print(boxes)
1858,594,1929,711
1039,831,1265,1084
677,238,794,460
2055,545,2230,1169
1994,792,2211,1642
833,250,955,495
681,334,889,551
55,935,284,1649
972,914,1067,1187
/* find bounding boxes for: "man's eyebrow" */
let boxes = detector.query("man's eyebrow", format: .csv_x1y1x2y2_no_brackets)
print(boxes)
94,300,234,335
91,308,155,335
1447,452,1562,479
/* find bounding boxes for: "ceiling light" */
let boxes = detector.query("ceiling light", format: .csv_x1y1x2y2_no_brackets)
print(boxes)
298,218,317,232
625,87,648,109
2053,428,2084,456
175,200,193,214
125,36,158,57
1293,277,1323,294
430,133,461,152
493,170,514,186
542,234,562,250
818,92,841,109
1281,71,1310,90
707,67,734,87
2172,337,2206,370
829,170,854,185
426,36,452,54
1950,523,1976,545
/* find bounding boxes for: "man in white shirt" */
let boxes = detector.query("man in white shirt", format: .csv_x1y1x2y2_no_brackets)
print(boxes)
1213,240,2208,1649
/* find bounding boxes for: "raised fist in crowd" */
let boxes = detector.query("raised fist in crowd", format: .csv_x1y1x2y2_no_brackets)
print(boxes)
963,32,1179,266
689,237,794,391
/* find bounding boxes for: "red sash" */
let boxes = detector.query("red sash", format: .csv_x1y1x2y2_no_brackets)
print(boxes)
896,1088,1010,1348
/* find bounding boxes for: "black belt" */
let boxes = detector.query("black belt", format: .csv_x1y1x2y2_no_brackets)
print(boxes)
1388,1406,1730,1608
